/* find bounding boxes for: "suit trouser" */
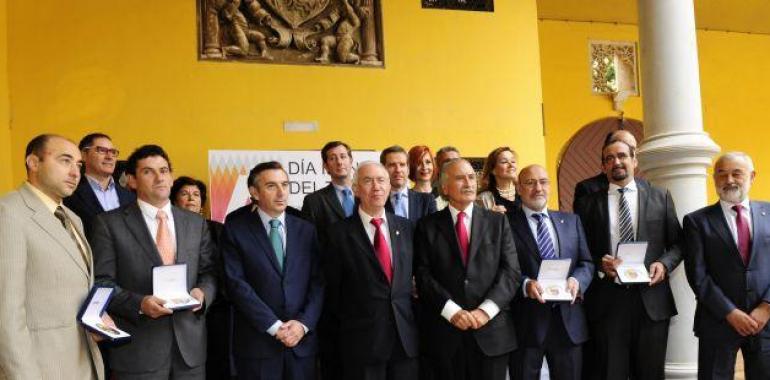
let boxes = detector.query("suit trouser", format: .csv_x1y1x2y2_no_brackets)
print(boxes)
342,338,418,380
112,338,204,380
234,351,316,380
698,336,770,380
594,285,669,380
430,333,509,380
510,307,582,380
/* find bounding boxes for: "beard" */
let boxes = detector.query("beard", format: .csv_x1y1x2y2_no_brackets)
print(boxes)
718,183,747,204
611,166,629,182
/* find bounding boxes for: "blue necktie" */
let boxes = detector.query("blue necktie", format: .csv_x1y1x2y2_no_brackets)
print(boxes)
269,219,284,270
393,192,408,218
532,213,557,259
342,188,355,217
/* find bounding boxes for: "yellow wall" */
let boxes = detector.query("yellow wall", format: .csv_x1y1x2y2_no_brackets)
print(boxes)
5,0,545,190
0,0,10,194
539,20,770,206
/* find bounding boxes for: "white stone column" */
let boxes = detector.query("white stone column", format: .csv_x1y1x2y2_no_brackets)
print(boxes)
636,0,720,378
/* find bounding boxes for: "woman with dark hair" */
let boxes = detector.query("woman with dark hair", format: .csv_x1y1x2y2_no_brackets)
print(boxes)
407,145,436,194
477,146,520,213
170,176,233,380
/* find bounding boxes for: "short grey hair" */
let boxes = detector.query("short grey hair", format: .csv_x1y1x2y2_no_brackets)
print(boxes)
439,158,469,187
353,160,388,185
715,152,755,172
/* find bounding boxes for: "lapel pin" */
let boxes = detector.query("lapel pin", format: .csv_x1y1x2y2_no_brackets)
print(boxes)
762,211,767,216
560,219,565,224
396,230,400,236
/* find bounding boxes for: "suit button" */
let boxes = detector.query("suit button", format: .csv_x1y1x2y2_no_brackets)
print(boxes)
464,279,469,285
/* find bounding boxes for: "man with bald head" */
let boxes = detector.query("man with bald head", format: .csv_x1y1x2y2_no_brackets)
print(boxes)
0,134,105,379
325,161,419,380
415,158,520,380
573,129,646,210
508,165,593,380
684,152,770,380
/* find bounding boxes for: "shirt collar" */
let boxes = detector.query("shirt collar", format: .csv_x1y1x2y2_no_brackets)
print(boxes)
608,179,637,194
256,207,286,229
358,207,387,226
86,174,115,192
522,205,549,220
137,198,172,220
720,198,751,215
333,183,352,194
25,182,62,214
391,187,409,198
448,202,474,220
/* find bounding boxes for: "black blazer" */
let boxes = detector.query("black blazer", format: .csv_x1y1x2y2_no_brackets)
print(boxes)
384,189,437,224
574,180,683,322
64,176,135,238
301,184,346,245
684,201,770,341
508,208,594,347
325,212,419,362
414,206,521,357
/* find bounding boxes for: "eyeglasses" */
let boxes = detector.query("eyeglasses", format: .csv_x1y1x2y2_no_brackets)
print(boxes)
521,179,550,188
87,146,120,157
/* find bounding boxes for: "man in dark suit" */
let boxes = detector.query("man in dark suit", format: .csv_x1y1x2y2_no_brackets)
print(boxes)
573,129,641,210
300,140,354,380
65,133,134,238
325,161,419,380
684,152,770,380
574,140,682,380
380,145,437,223
221,161,324,379
91,145,217,379
508,165,593,380
414,158,521,380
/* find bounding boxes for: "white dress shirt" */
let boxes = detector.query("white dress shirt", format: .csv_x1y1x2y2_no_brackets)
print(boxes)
607,180,638,256
358,207,393,263
720,198,753,246
137,199,176,249
441,203,500,321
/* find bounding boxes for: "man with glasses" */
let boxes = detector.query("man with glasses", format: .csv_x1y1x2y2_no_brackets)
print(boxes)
574,139,683,380
65,133,135,238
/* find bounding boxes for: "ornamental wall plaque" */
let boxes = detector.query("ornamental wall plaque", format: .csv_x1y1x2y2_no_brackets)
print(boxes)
198,0,384,67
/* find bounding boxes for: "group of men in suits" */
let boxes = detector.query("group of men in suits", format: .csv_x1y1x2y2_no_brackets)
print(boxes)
2,132,770,380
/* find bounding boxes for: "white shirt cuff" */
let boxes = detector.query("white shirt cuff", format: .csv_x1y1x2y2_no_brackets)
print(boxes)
568,277,579,293
441,300,462,322
522,277,531,298
266,320,283,336
300,322,309,334
479,299,500,319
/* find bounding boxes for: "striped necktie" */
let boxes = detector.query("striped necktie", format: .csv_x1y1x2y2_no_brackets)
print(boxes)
618,188,635,243
532,213,557,259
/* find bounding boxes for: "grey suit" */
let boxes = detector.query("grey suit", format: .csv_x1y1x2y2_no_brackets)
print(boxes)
0,183,103,380
91,202,217,378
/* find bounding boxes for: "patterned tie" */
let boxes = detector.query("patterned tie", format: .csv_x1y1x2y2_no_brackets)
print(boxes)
532,213,557,259
618,188,635,243
733,205,751,265
456,211,470,266
54,206,91,271
269,218,285,270
393,192,407,218
155,209,175,265
342,188,355,217
370,218,393,284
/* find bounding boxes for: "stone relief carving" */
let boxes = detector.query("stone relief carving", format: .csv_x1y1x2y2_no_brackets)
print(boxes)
199,0,384,67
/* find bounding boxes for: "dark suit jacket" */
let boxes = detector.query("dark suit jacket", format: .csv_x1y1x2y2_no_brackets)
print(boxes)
572,174,650,212
221,210,323,359
684,201,770,341
64,176,135,238
91,203,217,372
384,189,437,224
301,184,346,245
508,208,594,347
414,206,521,357
574,180,683,322
325,212,419,362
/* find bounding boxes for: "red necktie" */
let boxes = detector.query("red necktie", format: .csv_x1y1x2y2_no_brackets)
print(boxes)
456,211,469,266
733,205,751,265
370,218,393,284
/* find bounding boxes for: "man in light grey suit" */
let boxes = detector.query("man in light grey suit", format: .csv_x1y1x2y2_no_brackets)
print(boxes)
0,134,105,379
91,144,217,379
